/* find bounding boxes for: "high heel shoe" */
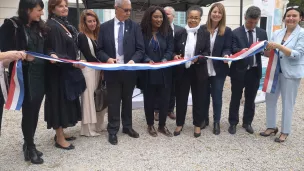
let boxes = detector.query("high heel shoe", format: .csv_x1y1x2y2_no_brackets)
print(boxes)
54,135,76,142
194,127,201,138
173,126,183,136
260,127,278,137
24,146,44,164
274,133,289,143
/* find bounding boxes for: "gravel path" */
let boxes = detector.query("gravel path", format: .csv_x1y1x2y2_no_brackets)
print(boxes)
0,78,303,171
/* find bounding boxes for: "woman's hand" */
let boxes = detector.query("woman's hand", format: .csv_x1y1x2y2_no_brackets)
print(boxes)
192,57,198,63
50,54,59,63
25,54,35,61
0,51,26,61
73,63,85,69
223,55,230,63
267,42,278,50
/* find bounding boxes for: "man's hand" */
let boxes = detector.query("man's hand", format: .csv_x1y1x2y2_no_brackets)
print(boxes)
149,60,154,64
127,60,135,64
107,58,116,64
174,55,182,60
192,58,198,63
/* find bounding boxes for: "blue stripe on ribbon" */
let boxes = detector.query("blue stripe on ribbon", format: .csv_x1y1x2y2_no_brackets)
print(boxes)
270,50,280,94
16,60,24,110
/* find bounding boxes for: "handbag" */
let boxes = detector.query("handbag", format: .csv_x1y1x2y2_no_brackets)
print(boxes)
94,78,107,112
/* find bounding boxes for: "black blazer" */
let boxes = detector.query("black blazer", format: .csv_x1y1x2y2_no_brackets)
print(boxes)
201,25,232,77
229,26,268,80
139,31,174,88
96,18,145,83
173,26,210,82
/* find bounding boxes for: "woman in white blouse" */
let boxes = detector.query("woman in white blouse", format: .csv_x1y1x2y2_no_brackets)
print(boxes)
201,3,233,135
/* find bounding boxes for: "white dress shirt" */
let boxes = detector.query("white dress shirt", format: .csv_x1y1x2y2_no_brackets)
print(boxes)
170,23,174,37
207,28,217,76
114,17,125,64
244,26,257,67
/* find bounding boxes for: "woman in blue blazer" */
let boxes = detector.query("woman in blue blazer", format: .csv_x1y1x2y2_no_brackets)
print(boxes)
140,6,174,137
260,7,304,143
201,3,232,135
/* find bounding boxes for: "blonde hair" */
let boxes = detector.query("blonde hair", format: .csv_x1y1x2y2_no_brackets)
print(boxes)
79,9,100,40
206,3,226,36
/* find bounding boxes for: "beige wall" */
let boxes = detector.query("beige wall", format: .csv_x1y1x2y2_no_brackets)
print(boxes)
202,0,253,30
0,0,19,25
0,0,48,25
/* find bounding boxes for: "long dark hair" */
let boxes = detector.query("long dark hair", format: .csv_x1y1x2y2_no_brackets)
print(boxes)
18,0,47,35
140,6,172,39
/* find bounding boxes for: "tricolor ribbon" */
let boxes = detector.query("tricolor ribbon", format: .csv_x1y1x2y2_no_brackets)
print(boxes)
4,60,24,110
262,50,280,93
4,41,268,110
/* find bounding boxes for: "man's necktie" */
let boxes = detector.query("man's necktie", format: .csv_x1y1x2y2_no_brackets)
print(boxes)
248,30,254,67
118,22,124,56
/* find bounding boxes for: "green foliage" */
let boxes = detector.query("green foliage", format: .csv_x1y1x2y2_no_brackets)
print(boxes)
288,0,304,11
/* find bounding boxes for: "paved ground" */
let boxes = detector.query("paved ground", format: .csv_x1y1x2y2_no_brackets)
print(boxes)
0,78,303,171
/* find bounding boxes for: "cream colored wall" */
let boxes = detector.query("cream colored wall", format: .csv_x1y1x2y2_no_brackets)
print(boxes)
201,0,253,30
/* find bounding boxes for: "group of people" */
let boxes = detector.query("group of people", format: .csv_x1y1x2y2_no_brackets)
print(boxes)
0,0,303,165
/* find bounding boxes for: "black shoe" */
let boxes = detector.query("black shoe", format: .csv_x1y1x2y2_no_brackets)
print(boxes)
158,126,173,137
24,146,44,164
108,134,118,145
122,128,139,138
23,143,43,157
173,126,183,136
54,135,76,142
213,122,220,135
242,124,254,134
200,120,209,130
228,125,237,134
55,142,75,150
260,127,279,137
274,133,289,143
194,127,201,138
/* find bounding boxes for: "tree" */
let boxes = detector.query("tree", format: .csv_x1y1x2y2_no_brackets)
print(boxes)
288,0,304,11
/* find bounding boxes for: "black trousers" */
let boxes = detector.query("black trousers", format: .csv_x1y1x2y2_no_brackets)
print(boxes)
144,84,170,127
154,81,175,113
0,89,4,134
229,67,260,125
106,79,135,135
22,91,44,148
175,69,207,127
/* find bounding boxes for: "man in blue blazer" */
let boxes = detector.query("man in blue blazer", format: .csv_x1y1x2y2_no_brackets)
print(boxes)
228,6,268,134
97,0,145,145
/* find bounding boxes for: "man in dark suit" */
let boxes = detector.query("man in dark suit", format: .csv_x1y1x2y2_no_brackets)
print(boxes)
228,6,268,134
97,0,145,145
153,6,184,121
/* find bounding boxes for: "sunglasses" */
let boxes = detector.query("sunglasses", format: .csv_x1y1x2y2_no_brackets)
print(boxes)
286,6,299,10
117,6,132,13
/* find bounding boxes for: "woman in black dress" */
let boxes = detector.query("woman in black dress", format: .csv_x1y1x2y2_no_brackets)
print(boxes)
140,6,174,137
45,0,86,150
0,0,46,164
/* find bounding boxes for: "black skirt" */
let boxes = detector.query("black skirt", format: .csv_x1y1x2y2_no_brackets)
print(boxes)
44,63,82,129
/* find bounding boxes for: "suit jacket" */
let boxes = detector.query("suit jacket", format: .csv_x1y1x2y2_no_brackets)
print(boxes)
173,24,184,35
96,18,145,83
202,25,232,77
139,31,174,88
229,26,268,80
174,26,210,82
272,25,304,78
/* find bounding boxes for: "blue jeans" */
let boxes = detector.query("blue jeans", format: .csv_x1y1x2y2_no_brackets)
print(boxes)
203,76,226,123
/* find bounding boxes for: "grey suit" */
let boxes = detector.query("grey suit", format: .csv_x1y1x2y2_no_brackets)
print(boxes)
266,25,304,134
